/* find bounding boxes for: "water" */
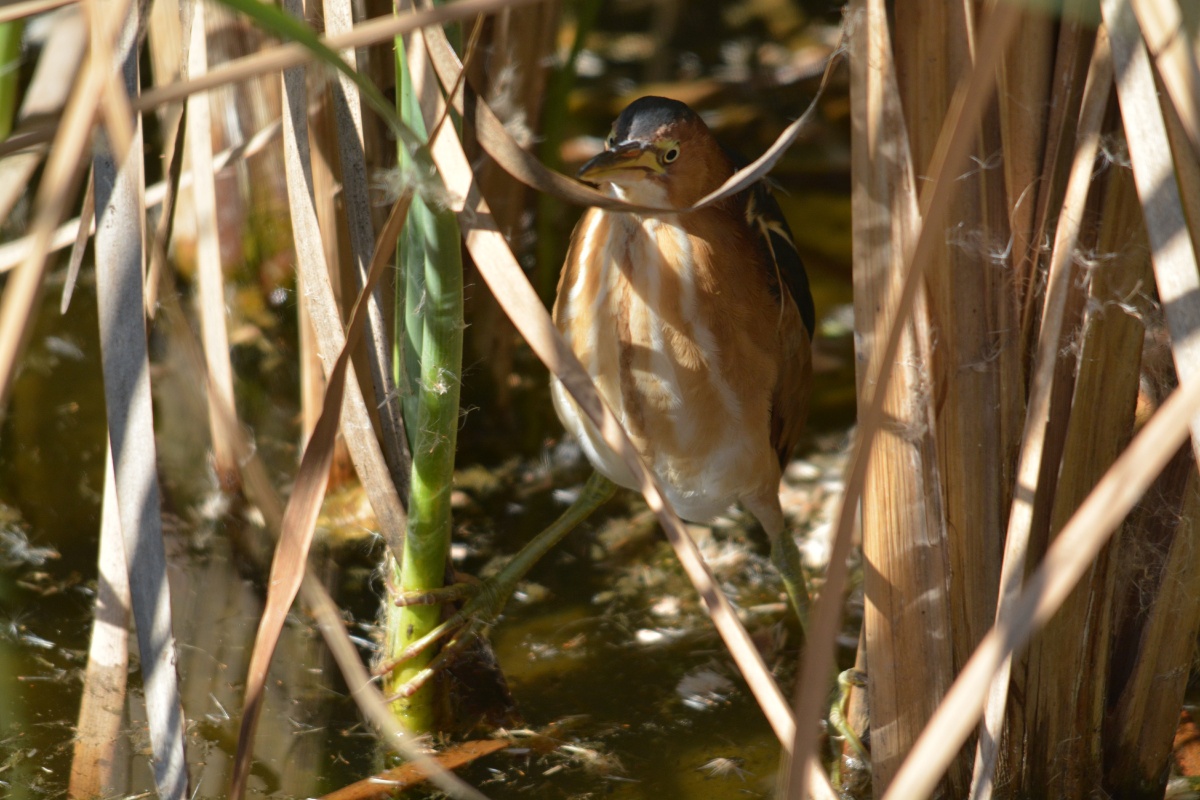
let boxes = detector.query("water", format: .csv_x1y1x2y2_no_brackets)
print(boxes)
0,260,855,797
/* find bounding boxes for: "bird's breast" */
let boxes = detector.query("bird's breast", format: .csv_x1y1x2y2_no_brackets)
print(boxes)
553,210,776,521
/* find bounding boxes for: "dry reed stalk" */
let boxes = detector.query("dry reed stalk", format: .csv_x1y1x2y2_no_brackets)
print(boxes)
1016,1,1096,345
68,442,132,797
1020,129,1144,799
150,193,483,799
848,0,955,794
923,0,1019,657
884,0,1200,793
975,26,1113,797
321,0,409,489
1056,149,1156,800
188,1,242,491
91,4,190,794
0,7,84,227
789,0,1019,792
302,43,356,485
893,11,1020,787
1131,0,1200,158
1106,448,1200,793
998,6,1054,311
843,0,1019,793
1105,0,1200,434
272,5,409,551
883,371,1200,798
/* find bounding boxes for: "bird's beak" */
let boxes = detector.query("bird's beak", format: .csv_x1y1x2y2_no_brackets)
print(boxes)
577,142,664,184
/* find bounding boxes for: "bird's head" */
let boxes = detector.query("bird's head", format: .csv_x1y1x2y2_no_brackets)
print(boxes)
577,96,731,208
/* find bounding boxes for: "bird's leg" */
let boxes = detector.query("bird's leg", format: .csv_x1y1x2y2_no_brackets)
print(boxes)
745,491,812,633
467,470,617,617
378,471,617,686
770,529,812,636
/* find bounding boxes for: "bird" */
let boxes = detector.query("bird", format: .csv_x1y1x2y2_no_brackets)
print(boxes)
550,95,816,622
383,97,816,696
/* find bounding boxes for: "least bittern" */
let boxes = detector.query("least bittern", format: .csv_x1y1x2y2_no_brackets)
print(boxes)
387,97,814,693
551,96,815,621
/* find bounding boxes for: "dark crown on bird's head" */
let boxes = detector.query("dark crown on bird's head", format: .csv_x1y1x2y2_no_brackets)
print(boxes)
610,96,702,144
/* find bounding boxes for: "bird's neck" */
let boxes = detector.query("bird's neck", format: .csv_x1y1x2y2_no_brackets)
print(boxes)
609,181,675,209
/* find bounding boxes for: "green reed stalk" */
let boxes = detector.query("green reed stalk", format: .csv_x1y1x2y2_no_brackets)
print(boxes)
384,32,464,731
0,21,22,142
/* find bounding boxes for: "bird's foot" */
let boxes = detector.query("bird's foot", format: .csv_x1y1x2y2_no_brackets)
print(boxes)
830,669,869,763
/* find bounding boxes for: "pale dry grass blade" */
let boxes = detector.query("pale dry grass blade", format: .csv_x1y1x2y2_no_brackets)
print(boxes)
230,9,410,789
60,166,93,313
0,117,281,273
320,0,408,483
1105,0,1200,418
187,0,240,490
883,373,1200,800
1131,0,1200,158
0,0,74,24
409,29,836,800
68,440,131,797
0,6,84,228
969,25,1113,799
93,6,189,796
274,0,408,551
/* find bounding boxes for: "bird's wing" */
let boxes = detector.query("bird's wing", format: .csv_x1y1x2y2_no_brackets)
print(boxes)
738,178,816,468
742,180,816,339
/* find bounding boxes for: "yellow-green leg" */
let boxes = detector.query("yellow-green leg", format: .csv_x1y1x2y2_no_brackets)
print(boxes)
770,528,812,636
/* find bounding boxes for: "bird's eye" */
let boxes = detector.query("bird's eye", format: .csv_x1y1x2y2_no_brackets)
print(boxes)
606,134,616,149
663,147,680,163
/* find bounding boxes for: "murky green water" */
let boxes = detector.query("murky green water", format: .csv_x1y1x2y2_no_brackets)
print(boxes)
0,230,853,796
